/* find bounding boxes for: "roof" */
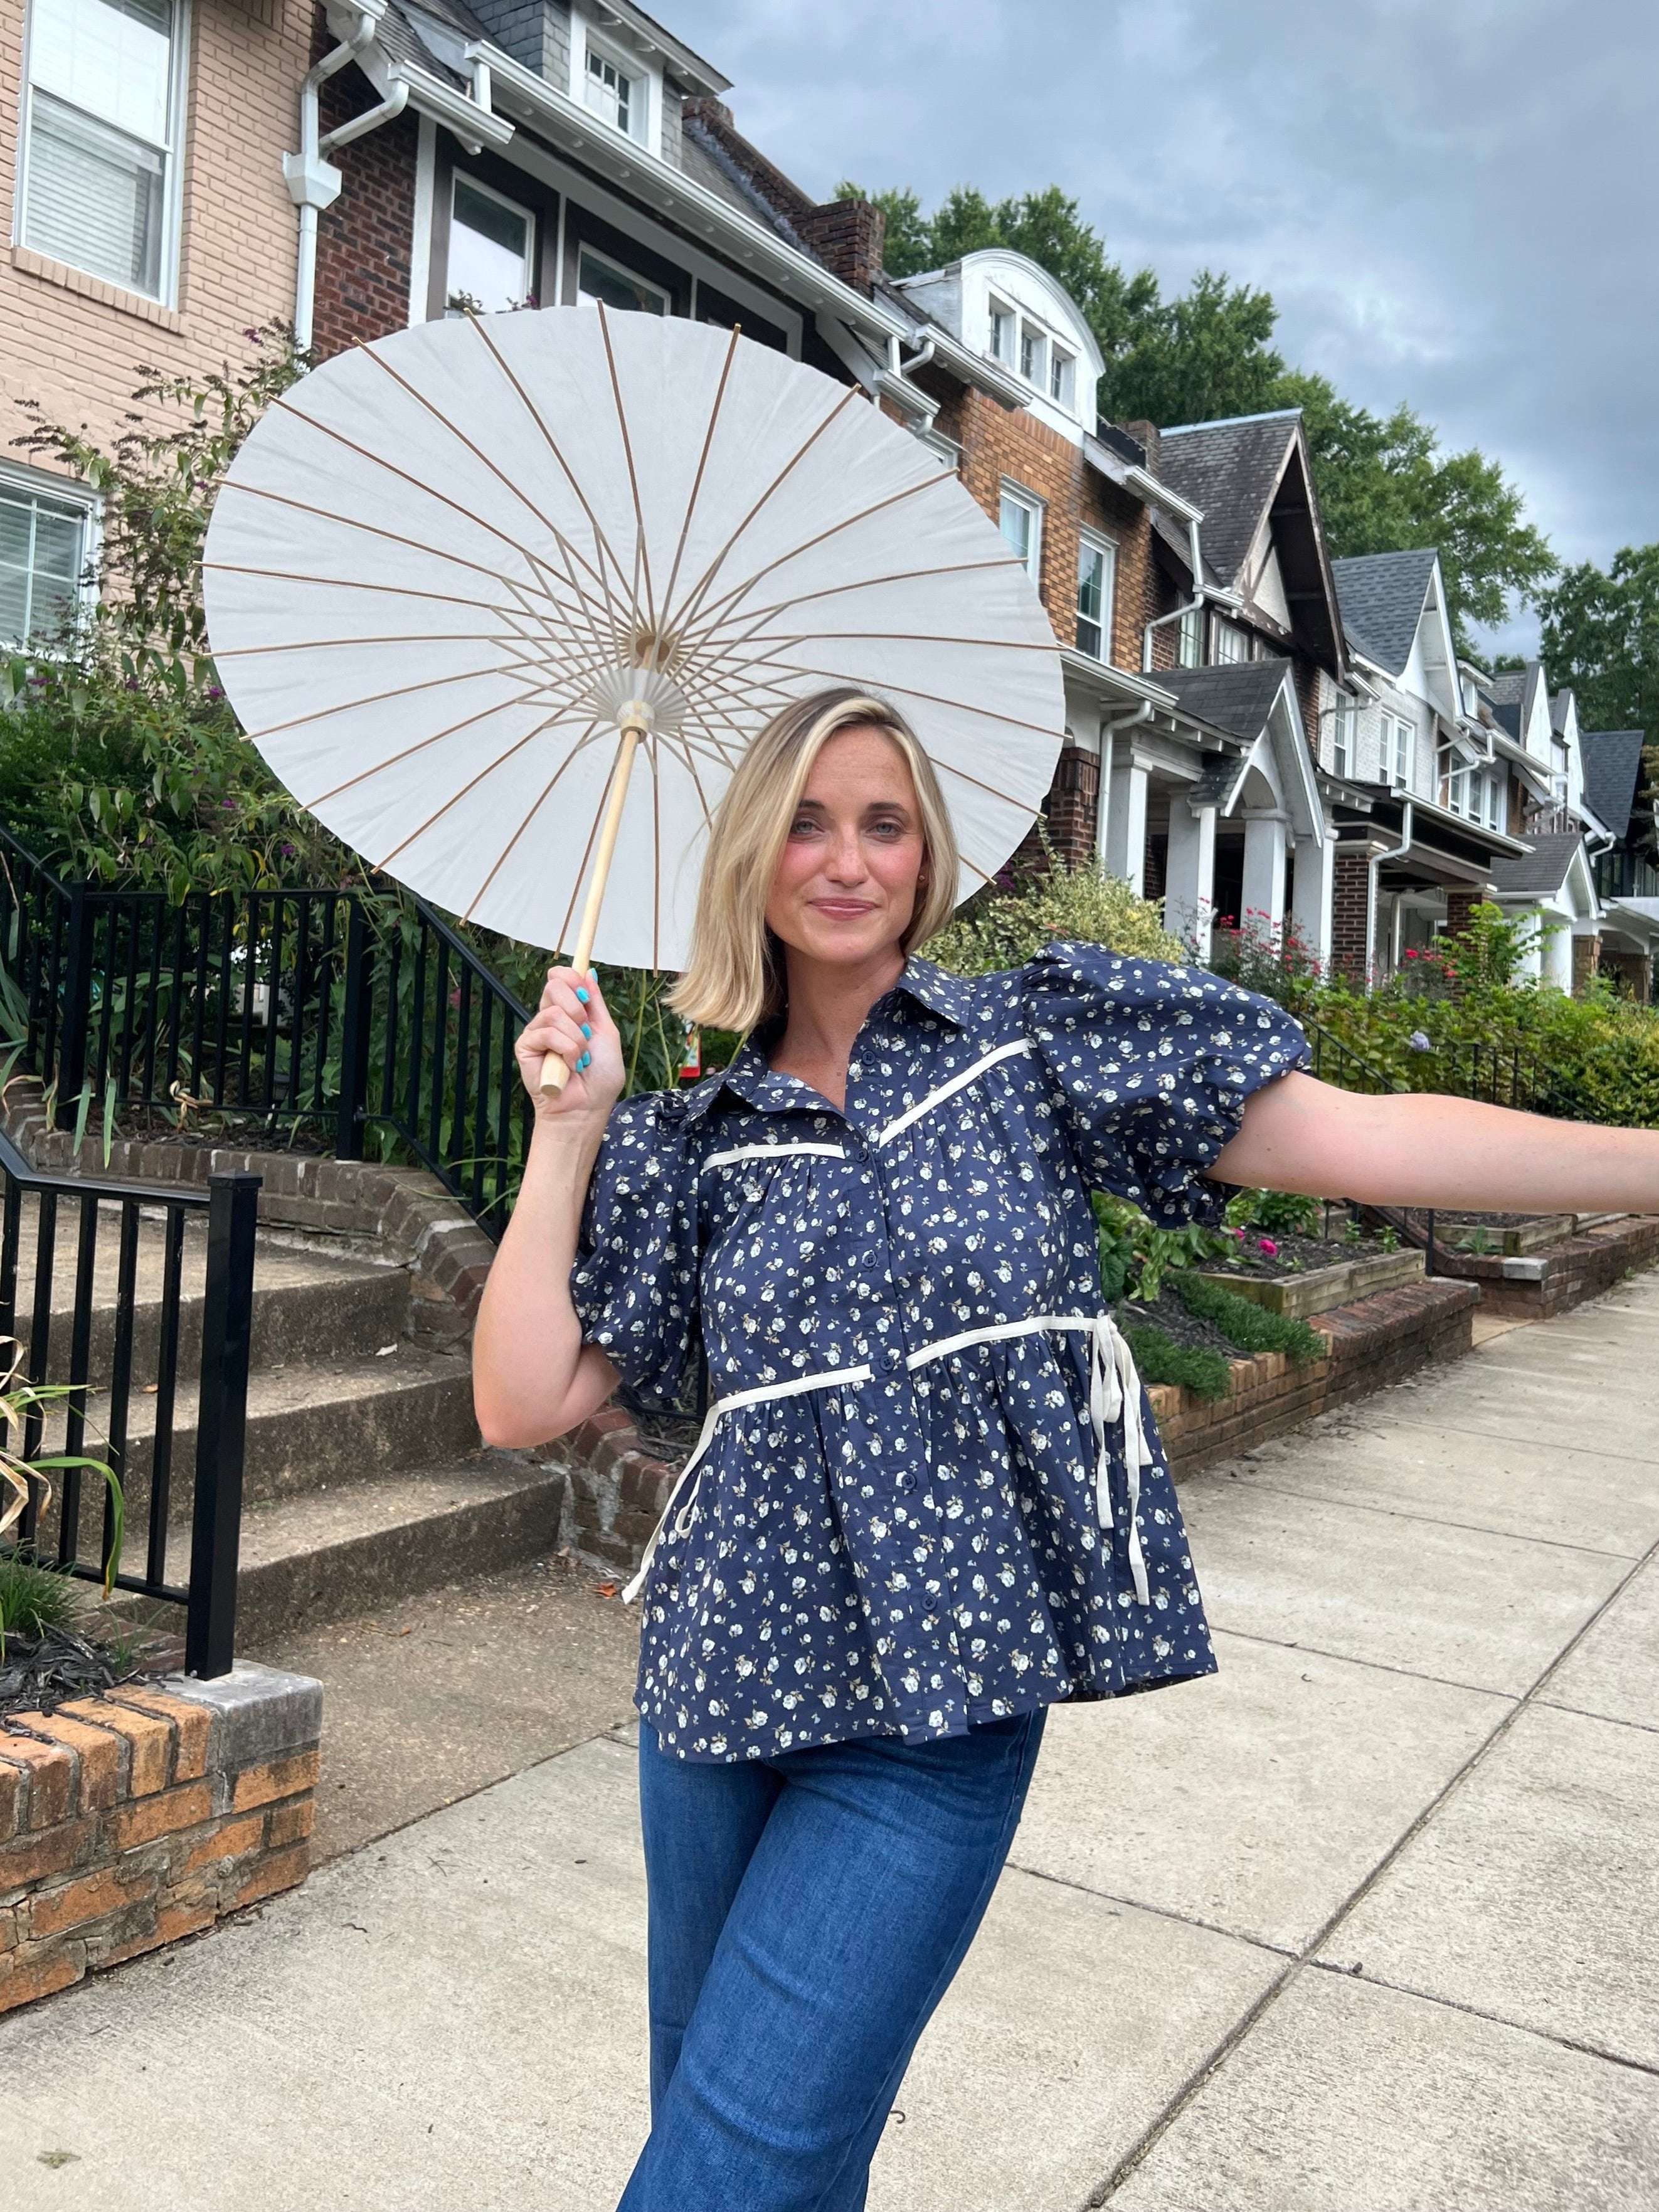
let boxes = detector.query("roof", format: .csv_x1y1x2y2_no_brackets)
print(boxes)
1157,660,1298,744
1488,831,1586,901
1492,701,1523,741
1329,549,1438,678
1483,668,1529,706
1578,731,1648,840
1155,414,1301,590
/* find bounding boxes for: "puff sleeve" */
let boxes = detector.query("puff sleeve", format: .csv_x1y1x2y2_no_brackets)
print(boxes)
1022,940,1310,1227
569,1091,699,1410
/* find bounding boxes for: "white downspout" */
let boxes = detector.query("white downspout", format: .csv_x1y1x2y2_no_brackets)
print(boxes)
284,0,409,356
1369,799,1413,978
1097,699,1153,871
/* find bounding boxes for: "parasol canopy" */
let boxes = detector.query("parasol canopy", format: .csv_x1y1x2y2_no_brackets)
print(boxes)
202,307,1066,976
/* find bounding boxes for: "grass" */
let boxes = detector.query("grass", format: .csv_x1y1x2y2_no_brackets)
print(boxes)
0,1548,82,1639
1118,1320,1234,1401
1170,1271,1328,1363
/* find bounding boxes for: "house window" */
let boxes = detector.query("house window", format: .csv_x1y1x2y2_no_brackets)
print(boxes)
916,428,961,473
1331,695,1354,777
999,484,1042,586
19,0,183,300
1211,617,1249,665
584,43,641,140
0,468,92,647
1049,349,1074,408
1390,716,1414,787
989,300,1015,364
447,174,534,314
1176,603,1202,668
576,245,669,315
1074,534,1115,660
1019,323,1046,386
1485,773,1503,832
1447,763,1469,816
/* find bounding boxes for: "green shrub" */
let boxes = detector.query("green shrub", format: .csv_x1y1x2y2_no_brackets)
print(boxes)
0,1551,80,1639
1169,1271,1328,1362
1234,1188,1323,1240
1093,1192,1237,1304
926,840,1184,976
1116,1320,1234,1400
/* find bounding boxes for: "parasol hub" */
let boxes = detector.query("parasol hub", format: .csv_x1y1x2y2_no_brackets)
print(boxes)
585,664,687,738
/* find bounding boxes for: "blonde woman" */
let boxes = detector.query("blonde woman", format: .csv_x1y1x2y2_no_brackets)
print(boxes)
473,686,1658,2210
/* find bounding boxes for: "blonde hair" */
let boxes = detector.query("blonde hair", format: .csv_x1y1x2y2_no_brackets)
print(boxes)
669,687,960,1034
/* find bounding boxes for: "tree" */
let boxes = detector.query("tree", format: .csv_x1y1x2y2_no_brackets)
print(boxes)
1537,546,1659,741
840,179,1554,645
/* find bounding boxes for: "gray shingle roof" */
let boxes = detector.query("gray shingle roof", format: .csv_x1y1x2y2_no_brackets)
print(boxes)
1492,702,1523,741
1329,549,1438,678
1157,660,1296,744
1488,831,1586,900
1579,731,1648,840
1154,414,1301,590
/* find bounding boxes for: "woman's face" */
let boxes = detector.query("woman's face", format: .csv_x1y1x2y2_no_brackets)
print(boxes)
765,724,928,971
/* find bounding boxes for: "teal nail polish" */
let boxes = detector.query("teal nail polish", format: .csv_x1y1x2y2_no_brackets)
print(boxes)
581,1023,592,1038
579,1052,591,1070
575,987,590,1005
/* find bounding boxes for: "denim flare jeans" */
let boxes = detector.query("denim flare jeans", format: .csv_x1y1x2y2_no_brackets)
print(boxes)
617,1708,1047,2211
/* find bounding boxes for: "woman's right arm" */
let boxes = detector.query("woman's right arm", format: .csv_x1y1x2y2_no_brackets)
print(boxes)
472,966,625,1448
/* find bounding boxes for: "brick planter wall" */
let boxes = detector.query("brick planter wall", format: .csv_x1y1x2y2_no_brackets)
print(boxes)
0,1663,320,2014
1152,1278,1478,1480
556,1407,681,1577
1428,1215,1659,1321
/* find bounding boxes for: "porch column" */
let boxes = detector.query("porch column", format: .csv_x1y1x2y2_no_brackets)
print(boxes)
1241,810,1289,939
1290,825,1337,966
1163,798,1217,957
1105,755,1150,894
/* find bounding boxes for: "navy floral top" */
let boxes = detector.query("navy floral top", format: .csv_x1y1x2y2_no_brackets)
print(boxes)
571,943,1308,1763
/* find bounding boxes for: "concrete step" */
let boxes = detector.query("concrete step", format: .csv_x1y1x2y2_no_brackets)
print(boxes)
6,1199,411,1384
232,1458,568,1643
29,1345,482,1566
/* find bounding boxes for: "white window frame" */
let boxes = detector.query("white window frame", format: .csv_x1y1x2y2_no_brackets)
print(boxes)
1330,694,1354,777
987,298,1015,366
1390,715,1414,788
575,241,670,315
1211,615,1249,665
571,11,655,150
916,426,961,473
446,168,536,313
998,480,1043,586
1074,529,1115,661
1049,347,1074,408
16,0,191,307
1019,320,1046,388
0,455,101,649
1485,772,1503,833
1176,603,1202,668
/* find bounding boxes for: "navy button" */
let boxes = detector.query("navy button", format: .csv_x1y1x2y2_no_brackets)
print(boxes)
896,1472,916,1493
879,1347,903,1374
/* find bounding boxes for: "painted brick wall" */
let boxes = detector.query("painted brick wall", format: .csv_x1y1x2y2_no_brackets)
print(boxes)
1,0,311,479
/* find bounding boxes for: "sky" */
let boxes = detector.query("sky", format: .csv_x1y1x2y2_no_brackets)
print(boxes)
665,0,1658,662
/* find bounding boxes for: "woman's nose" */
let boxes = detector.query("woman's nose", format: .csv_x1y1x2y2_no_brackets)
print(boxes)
824,829,865,881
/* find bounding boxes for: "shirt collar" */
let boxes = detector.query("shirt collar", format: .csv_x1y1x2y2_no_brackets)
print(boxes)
682,956,978,1122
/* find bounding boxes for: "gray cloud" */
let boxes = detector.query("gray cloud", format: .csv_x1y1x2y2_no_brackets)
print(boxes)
669,0,1658,657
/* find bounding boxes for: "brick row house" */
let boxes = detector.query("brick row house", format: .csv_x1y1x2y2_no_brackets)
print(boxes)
5,0,1646,995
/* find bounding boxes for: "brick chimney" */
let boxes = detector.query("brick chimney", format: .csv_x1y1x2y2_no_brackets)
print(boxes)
795,197,886,297
1123,420,1162,470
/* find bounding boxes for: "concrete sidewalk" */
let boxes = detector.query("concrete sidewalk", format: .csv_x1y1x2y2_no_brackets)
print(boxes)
4,1274,1658,2210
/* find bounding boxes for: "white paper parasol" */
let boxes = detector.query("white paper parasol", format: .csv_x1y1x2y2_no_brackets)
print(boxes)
203,307,1065,1081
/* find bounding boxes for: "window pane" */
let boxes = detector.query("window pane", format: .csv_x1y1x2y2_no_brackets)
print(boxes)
29,0,172,149
24,90,163,292
448,177,531,312
1177,605,1202,667
576,248,666,315
585,48,632,134
999,493,1031,568
0,487,86,646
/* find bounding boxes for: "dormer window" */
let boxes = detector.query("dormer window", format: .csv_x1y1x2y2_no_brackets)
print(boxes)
1019,323,1046,386
581,34,649,142
1049,349,1074,407
989,301,1015,365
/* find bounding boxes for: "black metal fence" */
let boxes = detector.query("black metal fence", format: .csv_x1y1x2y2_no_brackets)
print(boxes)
0,827,534,1237
1301,1012,1542,1115
0,1125,258,1677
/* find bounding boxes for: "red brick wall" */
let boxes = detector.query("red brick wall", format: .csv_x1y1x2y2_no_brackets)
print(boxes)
1444,890,1480,938
1572,933,1601,996
1044,745,1100,870
1332,849,1371,980
312,43,418,361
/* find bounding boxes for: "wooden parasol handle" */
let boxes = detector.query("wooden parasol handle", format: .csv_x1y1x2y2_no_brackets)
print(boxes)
538,721,644,1097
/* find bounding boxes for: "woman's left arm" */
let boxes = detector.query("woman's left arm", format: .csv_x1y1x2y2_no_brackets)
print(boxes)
1213,1072,1659,1216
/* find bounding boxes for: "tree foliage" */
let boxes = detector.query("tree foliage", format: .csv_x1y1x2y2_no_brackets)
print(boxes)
839,181,1554,643
1537,544,1659,741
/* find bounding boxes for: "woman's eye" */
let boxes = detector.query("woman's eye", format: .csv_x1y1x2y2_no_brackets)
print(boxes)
789,817,819,838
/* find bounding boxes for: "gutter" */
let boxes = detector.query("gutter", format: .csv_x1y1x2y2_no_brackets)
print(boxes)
1096,699,1154,871
1371,799,1414,970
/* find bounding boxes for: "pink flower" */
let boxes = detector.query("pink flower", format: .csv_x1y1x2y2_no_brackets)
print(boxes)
1258,1237,1279,1257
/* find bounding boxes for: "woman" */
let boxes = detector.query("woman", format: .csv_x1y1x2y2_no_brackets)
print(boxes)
474,687,1657,2209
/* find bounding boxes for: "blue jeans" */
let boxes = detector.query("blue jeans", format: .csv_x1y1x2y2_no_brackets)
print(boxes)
617,1709,1047,2212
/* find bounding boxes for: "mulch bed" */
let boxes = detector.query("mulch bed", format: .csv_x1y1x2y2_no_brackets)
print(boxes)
0,1623,137,1717
1204,1231,1367,1281
1117,1291,1241,1360
104,1108,338,1157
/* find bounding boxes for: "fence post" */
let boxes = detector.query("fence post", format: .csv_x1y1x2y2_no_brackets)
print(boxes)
55,884,91,1130
335,897,373,1162
185,1172,261,1680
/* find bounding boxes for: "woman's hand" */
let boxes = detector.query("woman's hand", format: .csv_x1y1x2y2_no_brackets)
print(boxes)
515,966,625,1121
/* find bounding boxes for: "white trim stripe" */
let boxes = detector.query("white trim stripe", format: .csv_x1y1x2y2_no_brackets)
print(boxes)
701,1141,846,1174
874,1039,1032,1148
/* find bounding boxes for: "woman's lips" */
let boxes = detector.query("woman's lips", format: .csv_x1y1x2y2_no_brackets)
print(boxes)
811,899,878,919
